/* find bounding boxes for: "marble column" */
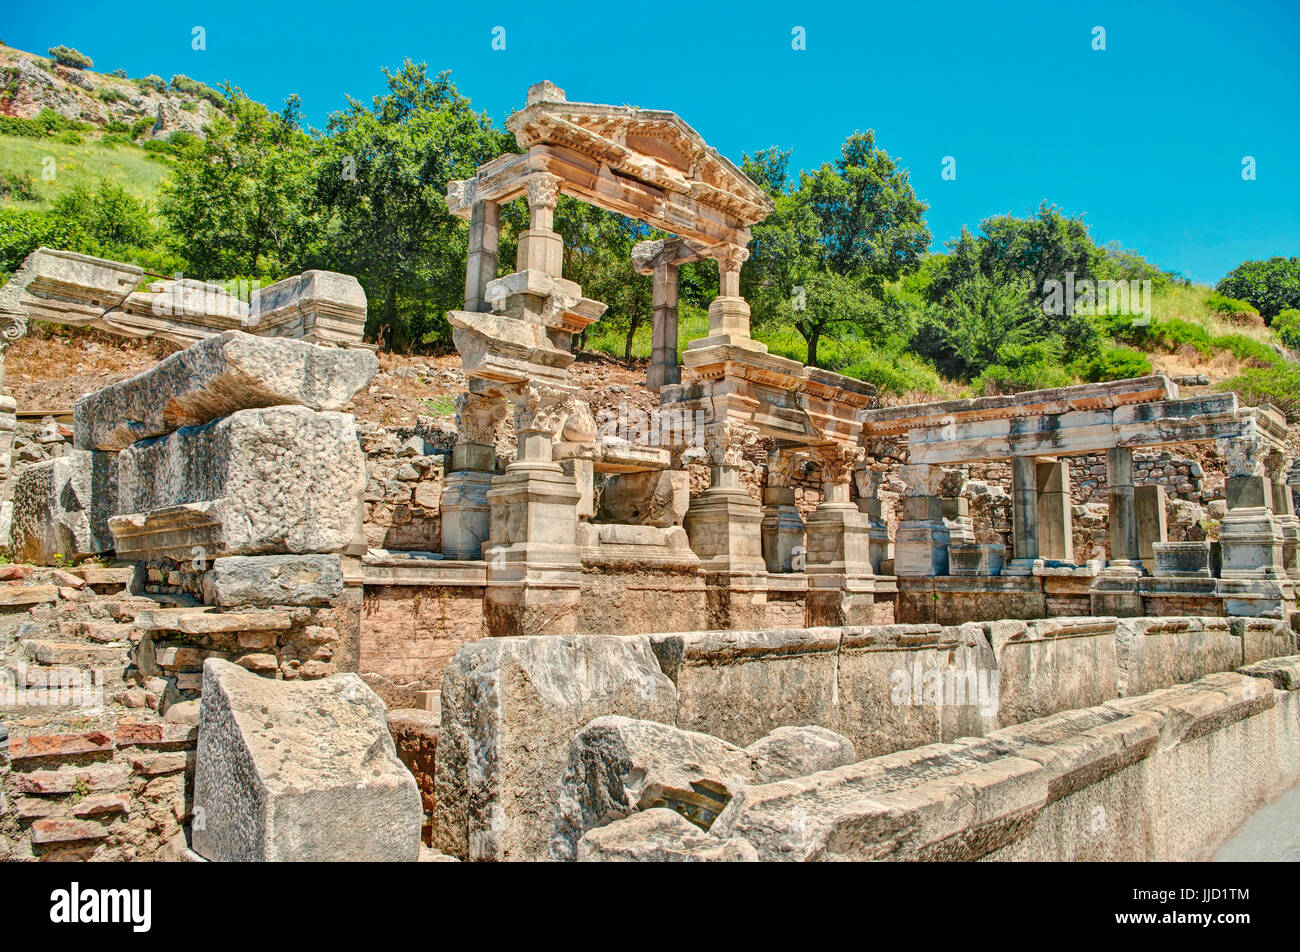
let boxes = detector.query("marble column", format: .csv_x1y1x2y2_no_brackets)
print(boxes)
648,260,680,390
1104,447,1143,576
516,173,563,278
463,199,500,313
1035,459,1074,563
1005,456,1041,575
893,463,949,577
482,384,583,635
806,444,872,625
853,466,892,574
760,448,805,573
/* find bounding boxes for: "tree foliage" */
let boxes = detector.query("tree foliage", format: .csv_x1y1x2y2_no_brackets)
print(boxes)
1215,256,1300,321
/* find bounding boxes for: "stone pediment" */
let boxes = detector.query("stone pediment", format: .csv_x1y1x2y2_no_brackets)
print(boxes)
506,84,774,226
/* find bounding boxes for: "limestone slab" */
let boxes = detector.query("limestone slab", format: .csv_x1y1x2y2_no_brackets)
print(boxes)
75,330,377,451
192,658,422,861
206,554,344,607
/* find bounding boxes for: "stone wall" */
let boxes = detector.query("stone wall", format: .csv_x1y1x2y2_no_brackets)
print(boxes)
431,614,1295,860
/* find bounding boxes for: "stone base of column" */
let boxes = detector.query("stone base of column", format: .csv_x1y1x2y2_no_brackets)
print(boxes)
701,572,769,630
893,496,950,578
1219,508,1285,579
1275,514,1300,580
804,502,873,625
1089,575,1143,617
482,463,582,636
684,485,767,575
441,469,496,560
761,487,804,573
645,360,680,391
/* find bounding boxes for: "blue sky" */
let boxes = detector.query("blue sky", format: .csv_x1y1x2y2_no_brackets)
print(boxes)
4,0,1298,283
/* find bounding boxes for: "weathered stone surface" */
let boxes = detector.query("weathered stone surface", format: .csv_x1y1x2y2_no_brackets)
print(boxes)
74,330,378,451
205,554,344,607
575,808,757,862
10,450,112,563
431,635,675,862
1238,654,1300,690
550,715,754,861
597,471,690,526
110,406,366,559
744,725,856,784
192,658,421,862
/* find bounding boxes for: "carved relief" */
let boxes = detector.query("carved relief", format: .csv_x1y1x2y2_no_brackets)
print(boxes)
898,463,946,497
454,392,507,446
703,421,758,468
523,173,563,211
814,443,866,485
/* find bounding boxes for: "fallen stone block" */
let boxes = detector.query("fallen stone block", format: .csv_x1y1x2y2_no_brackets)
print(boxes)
597,470,689,526
432,635,676,862
110,406,366,559
744,725,857,784
192,658,422,862
10,450,113,564
205,554,344,607
1237,654,1300,690
550,715,754,861
74,330,378,451
576,808,757,862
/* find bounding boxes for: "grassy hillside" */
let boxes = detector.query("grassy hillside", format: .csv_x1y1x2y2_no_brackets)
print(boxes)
0,133,169,211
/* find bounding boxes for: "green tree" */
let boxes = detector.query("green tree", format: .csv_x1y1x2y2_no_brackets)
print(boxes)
1216,256,1300,320
310,62,510,349
742,134,929,367
159,87,317,279
52,180,153,250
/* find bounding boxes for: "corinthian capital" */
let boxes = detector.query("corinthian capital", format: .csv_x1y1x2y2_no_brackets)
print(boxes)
814,443,866,485
709,242,750,274
523,172,563,211
898,463,945,497
454,392,507,446
703,421,758,468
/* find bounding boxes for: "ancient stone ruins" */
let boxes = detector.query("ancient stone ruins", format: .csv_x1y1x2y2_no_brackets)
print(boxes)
1,82,1297,862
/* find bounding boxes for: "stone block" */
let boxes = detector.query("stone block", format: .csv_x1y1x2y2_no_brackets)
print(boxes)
744,725,856,784
74,330,377,451
1151,541,1220,578
550,715,754,861
206,554,344,607
192,658,422,862
110,406,366,560
598,470,689,527
10,450,112,564
431,635,676,861
948,543,1005,577
576,808,757,862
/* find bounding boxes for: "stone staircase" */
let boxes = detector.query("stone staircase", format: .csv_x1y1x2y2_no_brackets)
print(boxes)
0,563,197,860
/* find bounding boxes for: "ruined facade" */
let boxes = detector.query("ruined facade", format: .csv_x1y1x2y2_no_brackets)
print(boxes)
1,82,1297,863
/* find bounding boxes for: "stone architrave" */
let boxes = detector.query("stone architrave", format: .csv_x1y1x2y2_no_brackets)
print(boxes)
110,406,366,560
74,330,378,451
192,659,422,862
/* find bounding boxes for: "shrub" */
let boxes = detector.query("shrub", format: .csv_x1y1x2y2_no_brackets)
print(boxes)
97,86,126,103
1217,364,1300,422
972,340,1075,395
134,74,166,92
130,116,155,139
0,208,96,275
1205,292,1257,317
104,119,128,133
110,68,126,79
1075,345,1153,382
1273,309,1300,350
1216,256,1300,320
0,109,89,139
52,180,154,249
0,170,38,202
47,45,92,70
169,74,201,95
